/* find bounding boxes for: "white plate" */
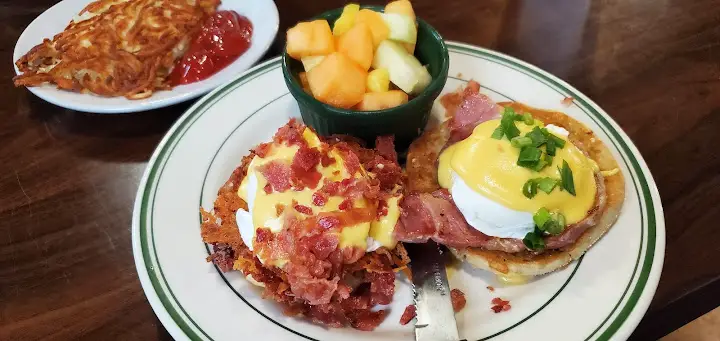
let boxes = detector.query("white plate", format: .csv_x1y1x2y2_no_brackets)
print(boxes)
132,42,665,341
12,0,278,114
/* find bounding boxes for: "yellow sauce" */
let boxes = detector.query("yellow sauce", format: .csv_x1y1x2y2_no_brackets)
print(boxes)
438,119,597,224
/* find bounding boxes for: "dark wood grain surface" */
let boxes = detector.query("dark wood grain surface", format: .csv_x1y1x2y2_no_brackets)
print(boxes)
1,0,718,340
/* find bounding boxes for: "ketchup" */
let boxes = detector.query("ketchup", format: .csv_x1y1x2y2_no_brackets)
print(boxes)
169,10,253,85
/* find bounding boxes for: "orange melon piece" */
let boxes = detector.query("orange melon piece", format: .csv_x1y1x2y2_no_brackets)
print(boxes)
355,9,389,48
356,90,408,111
307,52,367,109
336,23,374,70
298,72,311,94
286,20,335,60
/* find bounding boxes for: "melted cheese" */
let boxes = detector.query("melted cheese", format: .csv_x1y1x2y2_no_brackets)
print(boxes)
438,119,597,224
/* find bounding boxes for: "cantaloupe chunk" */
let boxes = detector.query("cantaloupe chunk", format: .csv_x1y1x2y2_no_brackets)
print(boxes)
355,9,389,48
333,3,360,36
336,23,374,70
286,20,335,60
385,1,417,53
356,90,408,111
307,52,367,109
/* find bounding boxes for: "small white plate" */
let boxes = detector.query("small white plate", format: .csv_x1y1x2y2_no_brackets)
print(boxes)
132,42,665,341
12,0,278,114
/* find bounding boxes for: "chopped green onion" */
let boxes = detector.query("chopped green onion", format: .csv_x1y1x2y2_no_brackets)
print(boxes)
559,160,576,196
535,177,558,193
511,136,533,148
533,207,552,227
532,157,549,172
491,126,504,140
546,138,557,156
522,113,534,125
517,147,542,168
544,154,554,166
501,109,520,139
554,212,567,230
546,131,566,148
524,127,546,147
522,179,538,199
523,228,545,251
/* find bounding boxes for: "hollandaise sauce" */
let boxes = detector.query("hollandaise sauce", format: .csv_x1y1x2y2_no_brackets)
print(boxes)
438,117,597,230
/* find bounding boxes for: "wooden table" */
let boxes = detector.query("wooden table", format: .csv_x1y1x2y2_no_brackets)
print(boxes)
1,0,718,339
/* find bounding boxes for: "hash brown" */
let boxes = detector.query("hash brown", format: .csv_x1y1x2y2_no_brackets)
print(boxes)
14,0,220,99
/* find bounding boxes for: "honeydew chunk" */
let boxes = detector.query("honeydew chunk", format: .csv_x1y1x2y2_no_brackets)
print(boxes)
372,40,431,94
307,52,367,109
379,12,417,44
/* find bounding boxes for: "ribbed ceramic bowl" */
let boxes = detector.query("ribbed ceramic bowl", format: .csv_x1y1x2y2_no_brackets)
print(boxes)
281,5,449,150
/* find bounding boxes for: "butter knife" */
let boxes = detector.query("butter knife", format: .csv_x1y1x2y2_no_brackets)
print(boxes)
408,241,460,341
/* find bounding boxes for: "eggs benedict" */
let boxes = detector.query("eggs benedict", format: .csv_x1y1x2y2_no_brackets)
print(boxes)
200,119,409,330
397,81,625,277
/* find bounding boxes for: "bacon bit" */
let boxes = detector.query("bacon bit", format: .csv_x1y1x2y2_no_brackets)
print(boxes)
259,161,292,193
311,192,327,206
263,183,272,194
273,118,305,146
255,228,273,243
253,142,272,158
332,170,340,176
374,136,398,163
294,204,313,215
399,305,416,325
491,297,511,313
561,96,574,107
486,285,495,292
321,153,336,167
275,204,285,216
376,199,389,218
318,216,341,229
450,289,466,312
338,198,353,211
333,143,361,175
292,145,321,172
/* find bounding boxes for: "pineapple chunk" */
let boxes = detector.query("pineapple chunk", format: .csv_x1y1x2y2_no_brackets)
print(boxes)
333,3,360,36
336,23,374,70
367,68,390,93
286,20,334,60
355,9,389,48
307,52,367,109
356,90,409,111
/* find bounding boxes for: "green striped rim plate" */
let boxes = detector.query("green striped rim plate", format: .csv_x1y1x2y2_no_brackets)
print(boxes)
132,41,665,341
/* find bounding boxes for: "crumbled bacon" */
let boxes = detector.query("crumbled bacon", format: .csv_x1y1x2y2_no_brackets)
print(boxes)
253,142,272,158
451,289,466,312
209,243,235,272
263,183,272,194
259,161,292,193
399,305,416,325
376,199,389,218
294,204,313,215
374,136,398,163
491,297,511,313
338,198,352,211
318,216,341,229
312,192,327,206
199,120,412,331
561,96,574,107
275,204,285,216
486,286,495,292
291,145,322,189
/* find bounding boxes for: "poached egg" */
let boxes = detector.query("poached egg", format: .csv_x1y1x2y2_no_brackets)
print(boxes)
438,118,597,239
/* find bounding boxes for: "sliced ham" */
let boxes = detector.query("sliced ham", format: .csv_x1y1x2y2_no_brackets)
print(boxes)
447,80,502,143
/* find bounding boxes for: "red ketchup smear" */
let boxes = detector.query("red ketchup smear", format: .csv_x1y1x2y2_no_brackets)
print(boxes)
169,10,253,85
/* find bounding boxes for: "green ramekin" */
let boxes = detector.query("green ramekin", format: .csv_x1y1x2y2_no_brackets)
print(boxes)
282,5,449,151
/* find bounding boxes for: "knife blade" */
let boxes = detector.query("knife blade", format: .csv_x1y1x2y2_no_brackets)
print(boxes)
408,241,460,341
